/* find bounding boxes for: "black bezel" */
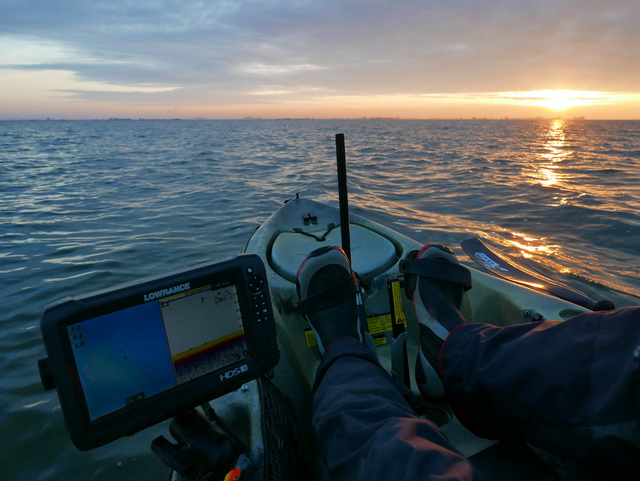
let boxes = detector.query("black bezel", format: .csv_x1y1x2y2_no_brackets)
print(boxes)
40,254,278,450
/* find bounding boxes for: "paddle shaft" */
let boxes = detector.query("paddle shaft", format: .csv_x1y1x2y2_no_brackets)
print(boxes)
335,133,351,262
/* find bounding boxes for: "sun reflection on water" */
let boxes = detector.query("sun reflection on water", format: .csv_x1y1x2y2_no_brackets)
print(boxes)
527,119,573,189
507,232,558,259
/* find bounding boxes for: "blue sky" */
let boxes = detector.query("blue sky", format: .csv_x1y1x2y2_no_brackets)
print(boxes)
1,0,639,119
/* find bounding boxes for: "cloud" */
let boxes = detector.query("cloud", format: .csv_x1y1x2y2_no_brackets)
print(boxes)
1,0,639,111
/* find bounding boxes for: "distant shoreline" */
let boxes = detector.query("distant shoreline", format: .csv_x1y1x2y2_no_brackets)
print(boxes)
1,117,638,122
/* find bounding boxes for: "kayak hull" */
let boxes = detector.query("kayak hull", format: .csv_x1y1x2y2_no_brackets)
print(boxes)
240,197,588,477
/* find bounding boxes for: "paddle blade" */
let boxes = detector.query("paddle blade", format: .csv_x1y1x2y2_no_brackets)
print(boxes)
461,237,598,310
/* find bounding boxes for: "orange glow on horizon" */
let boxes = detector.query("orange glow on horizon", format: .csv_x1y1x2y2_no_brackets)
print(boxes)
496,89,638,112
2,81,640,120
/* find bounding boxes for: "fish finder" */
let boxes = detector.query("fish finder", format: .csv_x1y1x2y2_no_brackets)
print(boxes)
38,254,279,450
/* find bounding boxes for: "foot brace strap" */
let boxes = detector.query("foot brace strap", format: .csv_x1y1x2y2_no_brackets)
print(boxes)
297,271,358,315
399,258,472,291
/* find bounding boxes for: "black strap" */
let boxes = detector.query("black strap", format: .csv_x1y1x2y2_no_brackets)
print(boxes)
399,258,472,291
292,223,338,242
297,271,358,314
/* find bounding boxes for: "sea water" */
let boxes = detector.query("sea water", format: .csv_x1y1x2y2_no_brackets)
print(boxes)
1,118,639,480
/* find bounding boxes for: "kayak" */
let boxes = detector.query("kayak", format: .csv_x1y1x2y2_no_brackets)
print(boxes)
38,187,604,480
223,194,591,480
36,134,611,479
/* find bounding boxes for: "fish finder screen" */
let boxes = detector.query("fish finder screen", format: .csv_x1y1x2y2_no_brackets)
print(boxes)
67,282,248,420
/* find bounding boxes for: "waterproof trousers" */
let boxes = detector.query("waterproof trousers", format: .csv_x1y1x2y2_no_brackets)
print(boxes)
312,307,640,481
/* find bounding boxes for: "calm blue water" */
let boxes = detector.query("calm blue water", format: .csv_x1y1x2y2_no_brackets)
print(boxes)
1,119,639,480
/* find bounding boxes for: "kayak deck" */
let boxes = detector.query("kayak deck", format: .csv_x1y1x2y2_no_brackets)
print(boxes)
243,197,589,479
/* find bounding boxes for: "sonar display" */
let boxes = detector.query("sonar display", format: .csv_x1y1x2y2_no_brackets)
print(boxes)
160,284,248,383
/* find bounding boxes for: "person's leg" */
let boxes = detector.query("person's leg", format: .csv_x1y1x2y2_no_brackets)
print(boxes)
297,246,481,481
400,244,640,470
441,307,640,470
312,337,480,481
400,244,472,400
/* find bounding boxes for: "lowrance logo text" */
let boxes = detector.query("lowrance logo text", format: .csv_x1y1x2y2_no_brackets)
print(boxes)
220,364,249,381
143,283,191,301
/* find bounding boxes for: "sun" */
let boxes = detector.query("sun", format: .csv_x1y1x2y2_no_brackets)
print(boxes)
510,89,607,112
534,90,591,111
540,90,577,111
475,90,640,116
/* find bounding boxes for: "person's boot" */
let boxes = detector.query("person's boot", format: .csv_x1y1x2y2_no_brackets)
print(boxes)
296,246,362,354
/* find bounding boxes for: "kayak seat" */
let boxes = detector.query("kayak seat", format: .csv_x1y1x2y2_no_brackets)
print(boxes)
270,224,398,285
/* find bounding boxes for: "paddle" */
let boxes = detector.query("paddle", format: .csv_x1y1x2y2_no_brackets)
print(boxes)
461,237,614,311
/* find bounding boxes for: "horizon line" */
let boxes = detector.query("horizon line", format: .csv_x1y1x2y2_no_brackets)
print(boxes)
2,116,639,122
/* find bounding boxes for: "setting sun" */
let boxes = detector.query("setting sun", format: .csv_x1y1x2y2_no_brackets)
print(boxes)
538,90,584,111
530,90,604,111
502,90,617,112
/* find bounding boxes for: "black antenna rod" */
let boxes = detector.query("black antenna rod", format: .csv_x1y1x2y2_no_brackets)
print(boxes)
335,133,351,262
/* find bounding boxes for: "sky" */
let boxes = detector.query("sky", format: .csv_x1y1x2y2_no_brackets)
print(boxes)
1,0,639,120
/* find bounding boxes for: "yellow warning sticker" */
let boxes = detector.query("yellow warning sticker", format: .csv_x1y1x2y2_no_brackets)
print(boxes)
367,314,392,334
372,335,387,346
390,281,407,328
305,315,394,349
304,328,317,348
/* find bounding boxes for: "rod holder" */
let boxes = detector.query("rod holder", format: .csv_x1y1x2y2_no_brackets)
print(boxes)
335,133,351,262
